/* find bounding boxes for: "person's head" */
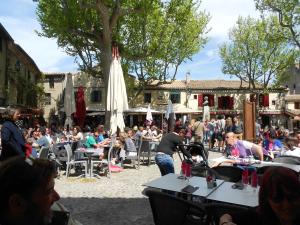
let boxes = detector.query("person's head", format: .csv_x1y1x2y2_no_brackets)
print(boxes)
73,126,81,134
259,167,300,224
283,137,297,150
39,127,46,136
225,132,236,146
0,156,60,225
296,132,300,143
233,116,239,123
45,128,51,135
118,132,128,143
225,117,232,126
151,125,157,131
174,126,185,138
125,128,133,137
133,126,138,132
4,107,21,122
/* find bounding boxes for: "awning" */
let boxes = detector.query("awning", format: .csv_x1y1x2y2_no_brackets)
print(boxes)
86,112,105,116
125,107,161,114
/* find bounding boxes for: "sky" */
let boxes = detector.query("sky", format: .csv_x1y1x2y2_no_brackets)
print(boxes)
0,0,260,80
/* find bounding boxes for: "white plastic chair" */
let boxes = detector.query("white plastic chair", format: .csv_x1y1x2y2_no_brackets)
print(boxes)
64,144,88,178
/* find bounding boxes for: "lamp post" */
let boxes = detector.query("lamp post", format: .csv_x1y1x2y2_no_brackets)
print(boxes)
185,72,191,107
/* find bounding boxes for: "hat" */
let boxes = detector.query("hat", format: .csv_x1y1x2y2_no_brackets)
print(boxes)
133,126,138,131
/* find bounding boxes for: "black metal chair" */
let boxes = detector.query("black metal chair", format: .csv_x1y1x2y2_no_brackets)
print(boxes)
145,189,209,225
205,202,248,225
211,166,243,182
39,146,50,159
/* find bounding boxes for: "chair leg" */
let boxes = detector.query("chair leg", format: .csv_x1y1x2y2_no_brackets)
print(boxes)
85,163,88,177
66,163,70,178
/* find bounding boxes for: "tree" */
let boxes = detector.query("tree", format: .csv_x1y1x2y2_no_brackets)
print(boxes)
35,0,210,127
219,16,297,90
255,0,300,49
35,0,209,96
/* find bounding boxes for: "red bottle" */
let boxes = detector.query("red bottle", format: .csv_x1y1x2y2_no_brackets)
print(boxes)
242,169,248,186
251,170,258,188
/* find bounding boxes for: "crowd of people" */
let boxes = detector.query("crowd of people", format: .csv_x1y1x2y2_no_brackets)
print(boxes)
1,106,300,225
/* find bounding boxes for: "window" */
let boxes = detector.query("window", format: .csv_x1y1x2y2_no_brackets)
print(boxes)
91,90,102,103
193,95,198,99
272,100,276,106
144,93,151,103
45,93,51,105
170,92,180,104
295,102,300,109
49,77,54,88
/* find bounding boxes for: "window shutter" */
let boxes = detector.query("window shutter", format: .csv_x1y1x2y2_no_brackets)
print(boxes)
229,97,234,109
209,94,214,106
198,94,203,107
218,97,222,109
263,94,269,107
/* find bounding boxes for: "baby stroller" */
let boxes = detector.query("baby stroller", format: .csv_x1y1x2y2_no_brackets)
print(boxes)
179,142,210,177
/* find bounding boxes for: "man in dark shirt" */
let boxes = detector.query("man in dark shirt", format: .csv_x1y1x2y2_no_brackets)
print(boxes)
155,127,191,176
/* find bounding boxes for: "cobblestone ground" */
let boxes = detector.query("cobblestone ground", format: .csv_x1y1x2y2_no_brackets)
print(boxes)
55,150,222,225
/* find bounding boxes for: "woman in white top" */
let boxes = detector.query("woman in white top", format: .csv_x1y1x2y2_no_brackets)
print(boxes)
72,126,84,141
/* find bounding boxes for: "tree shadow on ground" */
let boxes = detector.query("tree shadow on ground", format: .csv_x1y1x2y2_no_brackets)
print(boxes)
59,197,154,225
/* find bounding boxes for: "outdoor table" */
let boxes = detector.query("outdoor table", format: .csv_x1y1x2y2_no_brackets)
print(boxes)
76,148,103,178
143,173,224,198
255,161,300,172
206,181,259,207
210,156,300,172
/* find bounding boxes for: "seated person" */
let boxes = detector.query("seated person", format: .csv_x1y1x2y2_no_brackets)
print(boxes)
263,131,283,153
226,132,264,161
71,126,84,141
0,156,60,225
142,125,153,140
219,166,300,225
119,132,137,159
212,132,264,166
85,130,109,159
281,137,300,158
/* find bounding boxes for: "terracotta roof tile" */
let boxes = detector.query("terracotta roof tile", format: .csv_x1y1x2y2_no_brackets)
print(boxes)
148,80,258,90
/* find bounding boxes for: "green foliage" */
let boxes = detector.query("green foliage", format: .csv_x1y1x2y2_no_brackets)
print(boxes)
35,0,210,87
219,16,297,90
255,0,300,49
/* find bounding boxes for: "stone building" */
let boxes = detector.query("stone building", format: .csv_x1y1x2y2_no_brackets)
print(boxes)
0,23,42,120
126,79,287,128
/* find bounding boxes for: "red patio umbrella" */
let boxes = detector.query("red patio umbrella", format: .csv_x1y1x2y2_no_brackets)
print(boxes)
76,86,86,128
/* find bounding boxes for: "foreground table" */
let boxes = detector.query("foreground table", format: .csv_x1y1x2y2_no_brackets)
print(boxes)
144,173,259,208
143,173,224,198
206,182,259,207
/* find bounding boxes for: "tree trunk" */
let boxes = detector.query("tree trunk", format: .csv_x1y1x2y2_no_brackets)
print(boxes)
101,44,112,130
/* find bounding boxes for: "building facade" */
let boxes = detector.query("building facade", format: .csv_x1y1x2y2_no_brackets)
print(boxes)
130,79,287,128
0,23,41,119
